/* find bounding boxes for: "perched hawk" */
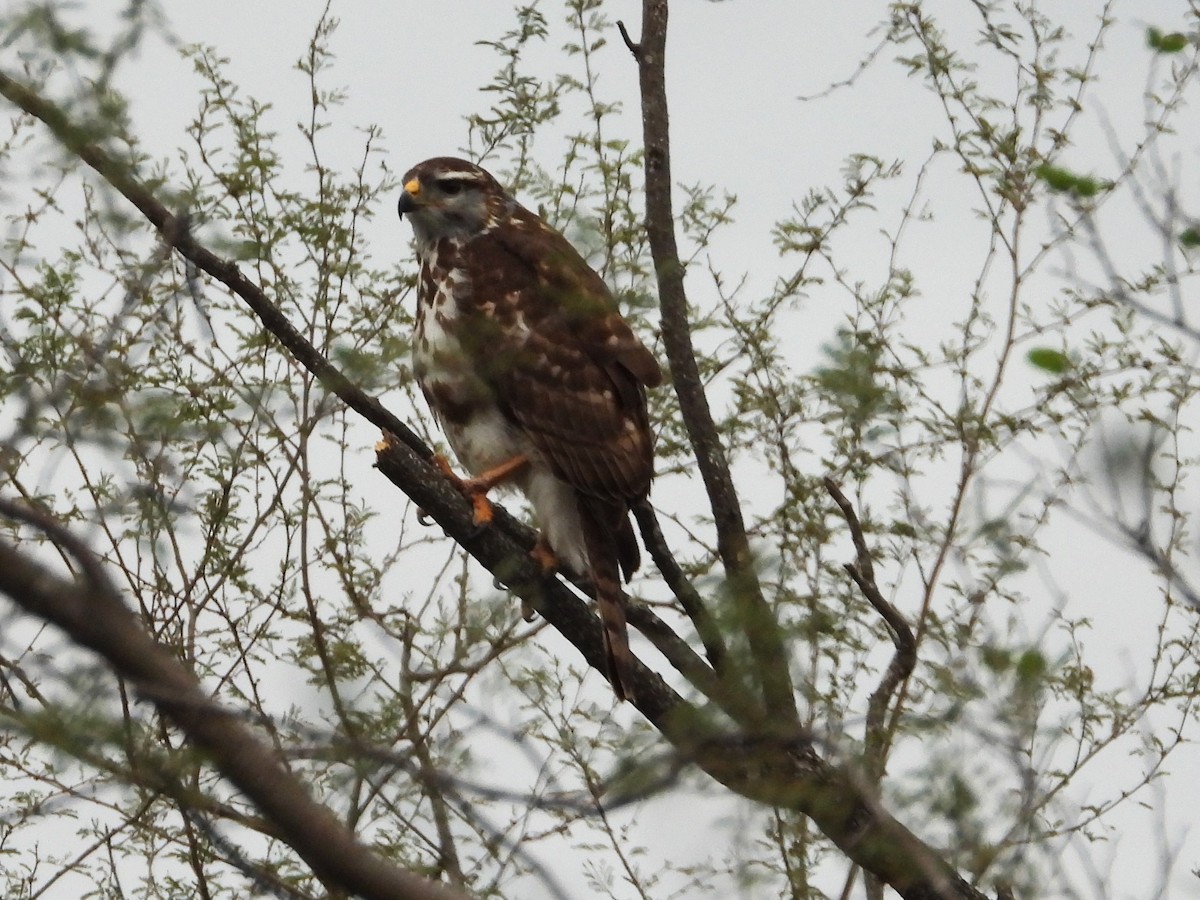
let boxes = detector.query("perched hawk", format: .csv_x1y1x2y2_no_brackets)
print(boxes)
397,157,662,701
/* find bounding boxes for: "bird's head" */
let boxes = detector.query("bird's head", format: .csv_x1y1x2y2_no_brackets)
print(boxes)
397,157,504,245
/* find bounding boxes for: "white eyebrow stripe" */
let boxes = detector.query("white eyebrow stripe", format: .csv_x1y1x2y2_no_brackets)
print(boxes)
430,170,482,181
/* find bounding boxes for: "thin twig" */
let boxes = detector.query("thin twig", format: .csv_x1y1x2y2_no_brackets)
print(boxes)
823,478,916,780
616,20,641,58
631,498,726,670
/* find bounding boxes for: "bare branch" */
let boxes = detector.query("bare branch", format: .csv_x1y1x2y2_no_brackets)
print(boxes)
824,478,916,779
631,498,726,670
0,499,470,900
627,0,799,723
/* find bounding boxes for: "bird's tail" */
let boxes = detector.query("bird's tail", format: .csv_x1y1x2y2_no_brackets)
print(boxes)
580,502,635,702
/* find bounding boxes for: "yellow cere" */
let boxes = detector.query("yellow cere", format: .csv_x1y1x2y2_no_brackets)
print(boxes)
404,178,421,196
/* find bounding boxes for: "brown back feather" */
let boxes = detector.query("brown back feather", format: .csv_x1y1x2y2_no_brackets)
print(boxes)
459,202,660,508
445,177,656,702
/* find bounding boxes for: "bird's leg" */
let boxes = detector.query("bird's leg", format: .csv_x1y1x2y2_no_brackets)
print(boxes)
432,453,529,526
530,534,558,574
521,535,559,622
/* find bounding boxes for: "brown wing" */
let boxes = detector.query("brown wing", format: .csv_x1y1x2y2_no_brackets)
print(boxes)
460,205,661,504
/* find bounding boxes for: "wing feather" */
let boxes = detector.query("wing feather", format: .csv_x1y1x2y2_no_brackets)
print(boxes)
459,205,660,503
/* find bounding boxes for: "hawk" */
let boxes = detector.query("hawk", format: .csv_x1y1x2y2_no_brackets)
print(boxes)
397,157,662,702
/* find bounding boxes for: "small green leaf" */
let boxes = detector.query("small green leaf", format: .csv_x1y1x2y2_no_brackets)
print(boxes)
1035,164,1074,192
1034,163,1102,198
1027,347,1070,373
1180,227,1200,248
1016,650,1047,686
980,644,1011,673
1147,27,1189,54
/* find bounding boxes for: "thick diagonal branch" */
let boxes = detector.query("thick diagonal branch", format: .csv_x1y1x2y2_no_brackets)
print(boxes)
622,1,798,723
0,70,423,459
0,500,468,900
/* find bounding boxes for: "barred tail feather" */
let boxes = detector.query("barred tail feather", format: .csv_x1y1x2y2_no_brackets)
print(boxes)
596,566,633,702
580,503,635,702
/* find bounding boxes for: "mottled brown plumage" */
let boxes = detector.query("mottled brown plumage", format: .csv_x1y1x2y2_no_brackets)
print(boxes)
397,157,661,701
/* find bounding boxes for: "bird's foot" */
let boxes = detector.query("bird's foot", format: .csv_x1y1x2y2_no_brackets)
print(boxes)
431,453,530,527
530,535,559,575
464,491,495,527
429,454,494,526
519,535,558,622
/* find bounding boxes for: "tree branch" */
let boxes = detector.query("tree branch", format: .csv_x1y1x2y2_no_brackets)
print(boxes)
824,477,917,780
623,0,799,723
0,67,994,900
631,498,727,670
0,69,426,461
0,499,469,900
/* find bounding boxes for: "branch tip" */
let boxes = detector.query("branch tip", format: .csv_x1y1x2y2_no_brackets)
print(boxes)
616,20,641,58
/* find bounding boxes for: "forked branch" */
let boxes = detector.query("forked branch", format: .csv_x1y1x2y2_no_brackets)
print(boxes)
0,499,469,900
824,477,916,778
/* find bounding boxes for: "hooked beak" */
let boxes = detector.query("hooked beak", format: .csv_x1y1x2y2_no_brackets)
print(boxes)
397,177,422,217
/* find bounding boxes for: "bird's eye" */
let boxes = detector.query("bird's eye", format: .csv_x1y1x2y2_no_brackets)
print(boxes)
438,180,466,196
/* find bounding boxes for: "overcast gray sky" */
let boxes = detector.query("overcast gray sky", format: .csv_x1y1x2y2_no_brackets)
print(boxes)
8,1,1200,896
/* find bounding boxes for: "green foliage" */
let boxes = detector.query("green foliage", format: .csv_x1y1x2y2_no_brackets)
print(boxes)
1034,163,1103,198
815,329,902,434
1026,347,1070,373
1146,27,1190,54
468,5,561,165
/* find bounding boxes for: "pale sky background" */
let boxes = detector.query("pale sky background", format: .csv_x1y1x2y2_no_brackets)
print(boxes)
6,1,1200,897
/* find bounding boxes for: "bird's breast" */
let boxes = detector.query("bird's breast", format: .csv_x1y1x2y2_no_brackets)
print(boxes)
412,245,529,475
413,249,479,401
